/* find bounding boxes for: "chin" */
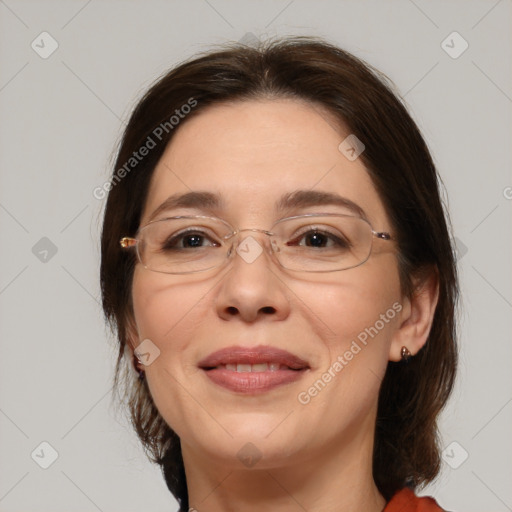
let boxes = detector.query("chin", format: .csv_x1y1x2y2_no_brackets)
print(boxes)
190,435,306,471
180,414,313,467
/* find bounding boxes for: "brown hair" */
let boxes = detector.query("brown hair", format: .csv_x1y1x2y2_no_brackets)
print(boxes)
100,36,458,510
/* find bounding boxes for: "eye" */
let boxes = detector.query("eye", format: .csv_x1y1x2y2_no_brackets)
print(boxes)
161,229,221,250
286,228,351,249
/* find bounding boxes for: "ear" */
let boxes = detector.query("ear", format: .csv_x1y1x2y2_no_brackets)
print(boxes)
389,266,439,362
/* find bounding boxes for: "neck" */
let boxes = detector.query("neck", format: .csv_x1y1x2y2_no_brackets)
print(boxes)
182,414,386,512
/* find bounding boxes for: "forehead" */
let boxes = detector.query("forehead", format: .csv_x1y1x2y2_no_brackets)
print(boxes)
141,99,390,228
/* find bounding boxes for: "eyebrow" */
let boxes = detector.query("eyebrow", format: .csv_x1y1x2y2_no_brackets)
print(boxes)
147,189,368,222
148,191,226,222
276,190,368,220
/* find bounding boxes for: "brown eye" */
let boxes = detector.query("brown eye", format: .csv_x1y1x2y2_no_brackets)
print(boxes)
286,229,351,249
162,230,220,250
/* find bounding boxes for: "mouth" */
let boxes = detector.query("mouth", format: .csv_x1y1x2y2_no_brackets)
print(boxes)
212,362,299,372
198,345,310,394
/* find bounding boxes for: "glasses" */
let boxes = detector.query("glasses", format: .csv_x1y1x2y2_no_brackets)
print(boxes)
120,213,393,274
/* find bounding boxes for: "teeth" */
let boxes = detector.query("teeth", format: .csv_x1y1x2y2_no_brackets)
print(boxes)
217,363,289,372
252,363,268,372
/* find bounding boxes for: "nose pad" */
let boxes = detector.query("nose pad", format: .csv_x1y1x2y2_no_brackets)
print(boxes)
270,238,280,253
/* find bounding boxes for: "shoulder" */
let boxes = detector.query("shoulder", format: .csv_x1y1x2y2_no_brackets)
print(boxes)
384,487,449,512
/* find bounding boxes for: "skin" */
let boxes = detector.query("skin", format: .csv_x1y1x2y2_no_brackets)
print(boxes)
128,99,439,512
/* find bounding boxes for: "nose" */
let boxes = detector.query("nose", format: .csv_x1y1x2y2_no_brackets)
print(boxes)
214,231,291,323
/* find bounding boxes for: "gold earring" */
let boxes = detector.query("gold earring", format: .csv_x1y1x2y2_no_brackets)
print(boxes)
400,346,412,362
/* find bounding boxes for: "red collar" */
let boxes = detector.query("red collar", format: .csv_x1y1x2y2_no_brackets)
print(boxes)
383,488,446,512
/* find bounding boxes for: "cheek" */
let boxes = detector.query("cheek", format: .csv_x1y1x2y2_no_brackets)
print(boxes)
131,267,217,406
292,254,402,349
132,267,209,343
130,269,213,434
292,268,402,433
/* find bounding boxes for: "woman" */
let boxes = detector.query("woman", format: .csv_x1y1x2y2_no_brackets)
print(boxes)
100,37,458,511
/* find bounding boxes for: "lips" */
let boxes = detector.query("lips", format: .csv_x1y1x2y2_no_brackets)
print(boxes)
198,346,310,394
198,346,309,371
216,362,287,372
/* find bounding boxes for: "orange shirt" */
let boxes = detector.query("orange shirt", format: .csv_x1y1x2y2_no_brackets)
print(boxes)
384,488,446,511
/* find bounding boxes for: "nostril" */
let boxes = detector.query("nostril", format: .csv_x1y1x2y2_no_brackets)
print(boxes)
226,306,238,316
260,306,276,314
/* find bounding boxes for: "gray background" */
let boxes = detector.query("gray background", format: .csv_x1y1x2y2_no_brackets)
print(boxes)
0,1,511,511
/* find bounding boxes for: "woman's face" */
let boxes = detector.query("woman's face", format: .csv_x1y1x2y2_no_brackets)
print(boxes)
130,99,406,469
